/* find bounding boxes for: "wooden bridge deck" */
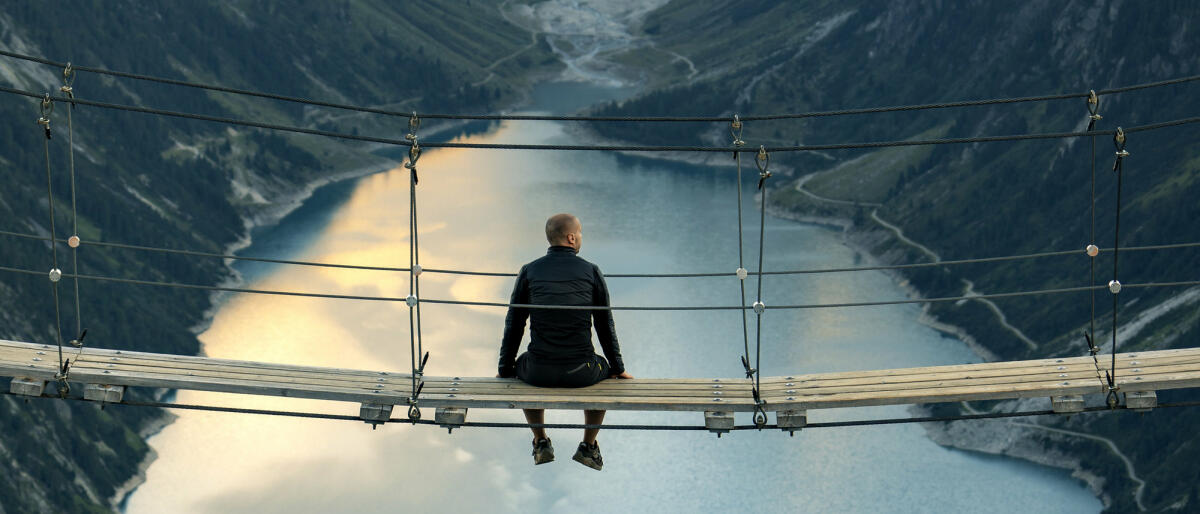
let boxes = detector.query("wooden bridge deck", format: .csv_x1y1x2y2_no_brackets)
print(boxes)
3,338,1198,431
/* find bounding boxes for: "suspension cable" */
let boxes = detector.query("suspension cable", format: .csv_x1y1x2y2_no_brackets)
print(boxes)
0,264,1196,311
1,49,1197,123
4,228,1197,280
1084,90,1105,389
731,116,753,397
36,94,68,392
748,146,773,427
1105,128,1131,408
1,86,1197,154
60,64,88,364
404,114,427,421
7,389,1200,432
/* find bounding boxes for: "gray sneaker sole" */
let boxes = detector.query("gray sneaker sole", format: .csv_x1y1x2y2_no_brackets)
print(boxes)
572,450,602,471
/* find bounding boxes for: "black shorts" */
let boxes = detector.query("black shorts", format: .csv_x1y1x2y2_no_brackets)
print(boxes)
515,352,610,388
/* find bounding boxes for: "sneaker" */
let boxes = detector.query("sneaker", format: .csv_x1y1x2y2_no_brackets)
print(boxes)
572,441,603,470
532,437,554,465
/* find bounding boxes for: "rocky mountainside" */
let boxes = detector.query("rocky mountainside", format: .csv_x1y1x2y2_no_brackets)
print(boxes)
0,2,557,512
589,0,1199,511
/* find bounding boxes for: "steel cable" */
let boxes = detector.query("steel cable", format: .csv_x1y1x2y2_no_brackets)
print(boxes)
1,49,1197,123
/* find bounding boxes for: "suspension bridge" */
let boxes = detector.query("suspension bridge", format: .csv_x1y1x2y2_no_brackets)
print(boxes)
1,49,1200,434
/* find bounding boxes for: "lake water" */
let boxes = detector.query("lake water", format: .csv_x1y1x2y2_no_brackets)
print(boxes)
124,82,1100,513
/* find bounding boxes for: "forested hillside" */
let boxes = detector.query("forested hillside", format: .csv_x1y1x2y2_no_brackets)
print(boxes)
0,2,557,512
590,1,1199,511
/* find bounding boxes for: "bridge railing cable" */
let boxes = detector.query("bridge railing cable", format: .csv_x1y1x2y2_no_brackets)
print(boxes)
7,389,1200,432
1,86,1198,154
3,229,1199,279
1,49,1197,122
0,263,1196,311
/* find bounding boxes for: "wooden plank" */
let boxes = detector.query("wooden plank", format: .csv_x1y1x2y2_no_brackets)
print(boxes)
767,369,1200,409
757,362,1200,399
4,339,1200,414
0,340,410,381
756,351,1200,388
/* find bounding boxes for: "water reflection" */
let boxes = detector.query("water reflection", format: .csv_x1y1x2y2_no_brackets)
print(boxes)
126,105,1099,514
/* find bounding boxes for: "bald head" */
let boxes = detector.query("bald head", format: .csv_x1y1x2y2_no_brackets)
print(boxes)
545,213,582,250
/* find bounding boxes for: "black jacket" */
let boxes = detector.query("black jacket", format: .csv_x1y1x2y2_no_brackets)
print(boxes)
498,246,625,377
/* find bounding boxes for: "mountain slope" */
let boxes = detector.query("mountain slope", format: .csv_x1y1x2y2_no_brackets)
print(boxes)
589,1,1199,510
0,2,556,512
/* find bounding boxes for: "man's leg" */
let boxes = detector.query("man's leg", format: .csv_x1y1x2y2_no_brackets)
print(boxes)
524,409,548,441
583,409,605,444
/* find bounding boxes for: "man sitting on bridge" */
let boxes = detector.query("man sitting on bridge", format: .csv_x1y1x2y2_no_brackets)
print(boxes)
498,213,633,470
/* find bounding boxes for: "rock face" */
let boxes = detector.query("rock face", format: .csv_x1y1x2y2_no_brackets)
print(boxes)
0,3,557,512
590,1,1200,511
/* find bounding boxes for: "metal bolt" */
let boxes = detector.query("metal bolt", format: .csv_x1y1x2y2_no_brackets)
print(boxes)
786,397,795,401
713,391,722,396
786,390,796,394
712,385,722,389
712,398,722,402
32,357,41,362
1062,381,1070,386
786,382,794,387
36,351,45,355
447,394,456,398
449,388,459,392
1059,374,1068,378
1057,366,1066,370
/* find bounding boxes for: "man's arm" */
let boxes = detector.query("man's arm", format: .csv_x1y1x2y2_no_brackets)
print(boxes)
498,266,530,378
592,265,626,376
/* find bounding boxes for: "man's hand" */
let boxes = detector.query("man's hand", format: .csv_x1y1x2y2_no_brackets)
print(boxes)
610,371,634,379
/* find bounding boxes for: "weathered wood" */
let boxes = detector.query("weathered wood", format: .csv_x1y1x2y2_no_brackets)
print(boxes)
1051,395,1085,414
776,410,807,432
704,411,734,434
1125,390,1157,411
10,377,45,397
435,407,468,429
360,403,393,425
83,384,124,403
3,340,1200,417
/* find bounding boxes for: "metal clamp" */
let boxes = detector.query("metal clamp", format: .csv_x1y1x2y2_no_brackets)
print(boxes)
61,63,76,104
1086,90,1101,122
1113,127,1129,158
755,145,771,189
730,114,745,158
38,94,53,139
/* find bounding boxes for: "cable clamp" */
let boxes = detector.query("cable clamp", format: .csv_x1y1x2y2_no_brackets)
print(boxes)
755,145,771,189
48,268,62,283
752,300,765,314
405,294,419,307
61,63,76,106
1086,90,1100,122
38,94,53,139
740,355,757,379
1108,279,1122,294
412,264,423,276
735,267,748,280
70,328,87,349
68,235,81,248
1085,244,1099,257
1112,127,1129,170
730,114,745,158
